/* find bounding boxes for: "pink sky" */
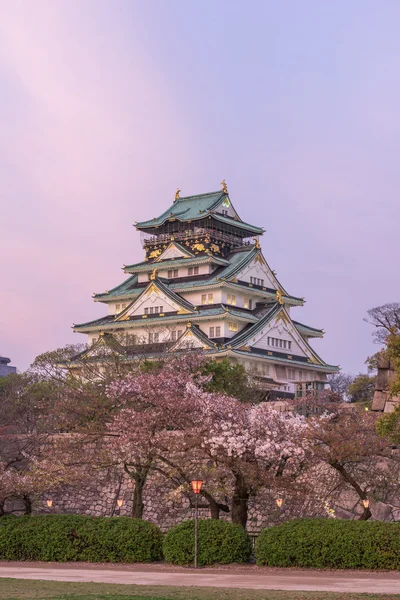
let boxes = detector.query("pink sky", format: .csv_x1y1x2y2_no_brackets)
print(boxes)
1,1,400,374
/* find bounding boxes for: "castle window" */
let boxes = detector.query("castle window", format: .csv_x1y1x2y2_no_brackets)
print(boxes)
188,266,199,276
168,269,179,278
145,305,163,315
202,294,214,305
244,298,253,309
250,277,264,287
227,294,236,306
171,329,183,341
209,327,214,337
215,326,221,337
116,304,121,313
267,337,292,350
149,332,159,343
228,322,238,332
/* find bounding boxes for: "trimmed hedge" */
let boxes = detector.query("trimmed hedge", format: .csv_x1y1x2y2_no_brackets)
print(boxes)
163,518,252,566
0,514,163,562
256,518,400,570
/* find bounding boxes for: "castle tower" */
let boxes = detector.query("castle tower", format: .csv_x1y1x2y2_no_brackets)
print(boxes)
73,184,338,398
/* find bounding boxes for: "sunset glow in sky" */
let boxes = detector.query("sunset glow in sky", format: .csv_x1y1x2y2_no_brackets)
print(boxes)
1,1,400,374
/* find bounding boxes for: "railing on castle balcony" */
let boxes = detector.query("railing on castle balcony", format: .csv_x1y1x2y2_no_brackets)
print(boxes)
140,228,253,249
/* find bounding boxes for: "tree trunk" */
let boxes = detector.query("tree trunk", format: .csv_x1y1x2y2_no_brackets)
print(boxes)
231,474,249,528
22,494,32,515
124,463,151,520
359,506,372,521
132,479,145,519
0,500,4,517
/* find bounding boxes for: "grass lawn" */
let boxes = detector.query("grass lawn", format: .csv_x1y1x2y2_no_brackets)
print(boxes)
0,579,400,600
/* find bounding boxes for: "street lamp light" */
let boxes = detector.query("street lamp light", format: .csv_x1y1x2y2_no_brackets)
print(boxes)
46,499,53,508
275,498,283,508
191,479,203,568
362,499,370,509
117,499,123,508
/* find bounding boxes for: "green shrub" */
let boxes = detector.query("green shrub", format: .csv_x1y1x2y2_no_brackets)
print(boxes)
0,514,163,563
163,519,252,566
255,518,400,570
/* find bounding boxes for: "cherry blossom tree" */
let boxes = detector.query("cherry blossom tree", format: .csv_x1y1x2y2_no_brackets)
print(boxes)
303,404,400,520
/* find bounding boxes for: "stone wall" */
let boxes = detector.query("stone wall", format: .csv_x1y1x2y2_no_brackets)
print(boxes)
5,464,400,533
372,352,400,412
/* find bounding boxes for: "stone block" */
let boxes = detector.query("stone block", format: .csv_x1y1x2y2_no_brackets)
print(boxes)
370,501,392,521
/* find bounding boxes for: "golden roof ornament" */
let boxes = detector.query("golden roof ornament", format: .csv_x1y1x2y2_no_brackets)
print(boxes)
174,188,181,201
254,237,261,249
150,268,157,280
221,179,228,194
276,289,284,305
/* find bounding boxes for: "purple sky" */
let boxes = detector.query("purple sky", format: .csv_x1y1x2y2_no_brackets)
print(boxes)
1,1,399,374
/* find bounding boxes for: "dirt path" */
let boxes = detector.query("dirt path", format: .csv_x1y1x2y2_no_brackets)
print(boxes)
1,563,400,593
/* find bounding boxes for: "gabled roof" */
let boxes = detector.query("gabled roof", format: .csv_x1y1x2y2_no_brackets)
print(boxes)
115,277,195,321
71,333,126,361
170,323,216,352
136,190,264,235
123,254,230,275
155,241,195,260
229,303,329,367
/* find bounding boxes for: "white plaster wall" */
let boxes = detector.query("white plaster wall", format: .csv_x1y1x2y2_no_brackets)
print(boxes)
108,302,129,316
125,289,187,318
197,319,225,338
181,289,222,306
252,317,308,358
138,273,150,283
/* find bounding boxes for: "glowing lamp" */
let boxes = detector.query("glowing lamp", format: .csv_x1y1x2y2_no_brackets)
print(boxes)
117,499,123,508
362,499,370,509
191,479,203,495
46,499,53,508
276,498,283,508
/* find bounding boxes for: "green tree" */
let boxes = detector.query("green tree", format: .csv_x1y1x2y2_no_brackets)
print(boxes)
202,359,253,402
347,373,376,405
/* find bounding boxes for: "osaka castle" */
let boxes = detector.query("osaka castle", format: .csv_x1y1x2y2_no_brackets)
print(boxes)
73,182,338,399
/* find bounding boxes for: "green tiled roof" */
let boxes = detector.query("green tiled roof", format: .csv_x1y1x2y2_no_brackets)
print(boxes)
293,320,323,337
229,304,281,347
93,274,141,300
94,246,302,306
124,254,229,274
231,349,339,372
73,304,258,332
136,190,264,235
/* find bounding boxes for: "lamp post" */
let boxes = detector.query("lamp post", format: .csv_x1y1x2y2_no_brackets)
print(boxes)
362,499,370,509
191,478,203,568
